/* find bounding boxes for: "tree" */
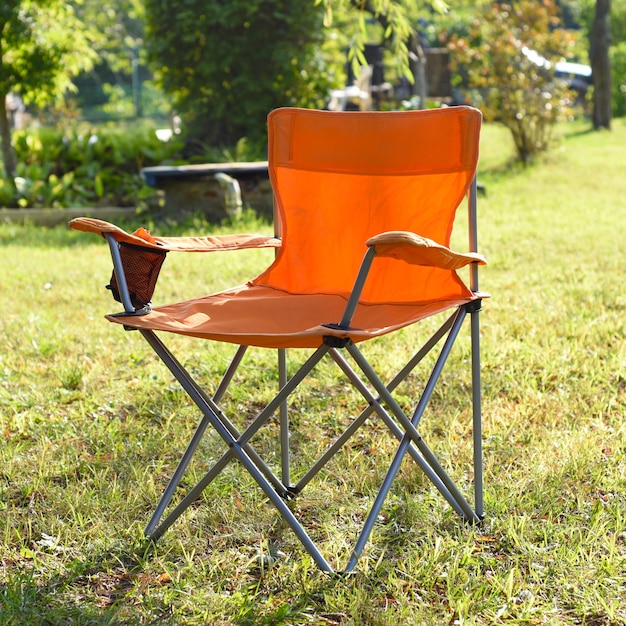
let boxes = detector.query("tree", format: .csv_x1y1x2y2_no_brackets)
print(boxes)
0,1,97,185
319,0,428,81
144,0,331,152
143,0,451,153
448,0,575,162
71,0,154,119
320,0,447,101
73,0,146,75
590,0,612,128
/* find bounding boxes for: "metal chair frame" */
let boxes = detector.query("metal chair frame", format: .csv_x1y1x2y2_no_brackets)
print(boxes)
99,176,484,573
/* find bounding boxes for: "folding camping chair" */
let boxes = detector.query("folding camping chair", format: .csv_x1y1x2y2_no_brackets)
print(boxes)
70,106,488,573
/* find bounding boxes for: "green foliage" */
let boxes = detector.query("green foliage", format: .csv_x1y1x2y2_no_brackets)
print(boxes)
68,0,172,124
579,0,626,44
72,0,146,75
0,0,97,107
583,0,626,118
320,0,425,83
1,125,182,209
0,0,100,183
144,0,332,151
612,42,626,116
448,0,576,162
612,0,626,42
577,0,626,118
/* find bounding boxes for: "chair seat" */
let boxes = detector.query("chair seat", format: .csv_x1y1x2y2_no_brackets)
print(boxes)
108,284,478,349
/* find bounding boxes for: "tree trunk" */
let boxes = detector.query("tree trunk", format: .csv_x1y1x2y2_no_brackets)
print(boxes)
0,91,17,183
591,0,612,130
0,19,17,184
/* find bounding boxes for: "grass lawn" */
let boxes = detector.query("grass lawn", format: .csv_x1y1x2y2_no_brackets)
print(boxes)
1,117,625,625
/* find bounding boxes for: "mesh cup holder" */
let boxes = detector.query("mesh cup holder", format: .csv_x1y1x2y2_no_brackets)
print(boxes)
107,242,168,310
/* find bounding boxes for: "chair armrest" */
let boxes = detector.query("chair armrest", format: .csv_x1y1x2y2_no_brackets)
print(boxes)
333,231,486,331
69,216,281,314
366,231,486,269
68,217,281,252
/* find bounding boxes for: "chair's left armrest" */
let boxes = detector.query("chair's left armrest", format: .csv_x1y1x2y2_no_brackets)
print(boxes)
68,217,281,252
366,231,486,269
69,216,281,315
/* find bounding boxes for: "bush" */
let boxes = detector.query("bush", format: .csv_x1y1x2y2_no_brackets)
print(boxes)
144,0,332,152
1,125,182,209
448,0,575,162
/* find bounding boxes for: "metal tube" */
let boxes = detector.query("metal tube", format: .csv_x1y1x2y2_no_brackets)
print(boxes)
140,330,333,569
471,309,484,518
328,349,464,518
467,175,484,517
142,331,288,494
141,330,333,559
148,437,334,572
147,448,233,541
338,246,376,329
105,233,135,313
344,311,479,570
213,345,248,403
295,314,456,491
144,411,211,537
278,349,290,487
468,176,480,293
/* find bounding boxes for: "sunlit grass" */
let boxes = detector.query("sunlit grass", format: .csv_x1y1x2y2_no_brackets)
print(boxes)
1,118,626,624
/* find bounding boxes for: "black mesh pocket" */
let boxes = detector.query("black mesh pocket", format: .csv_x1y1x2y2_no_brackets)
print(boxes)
107,242,167,309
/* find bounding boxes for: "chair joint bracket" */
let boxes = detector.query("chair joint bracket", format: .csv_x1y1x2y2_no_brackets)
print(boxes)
282,485,300,500
464,299,482,314
321,325,354,348
110,306,152,318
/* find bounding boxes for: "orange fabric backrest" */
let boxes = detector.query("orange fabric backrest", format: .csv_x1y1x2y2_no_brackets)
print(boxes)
257,107,482,304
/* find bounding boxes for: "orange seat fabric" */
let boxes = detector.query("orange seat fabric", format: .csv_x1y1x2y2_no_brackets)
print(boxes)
109,107,483,349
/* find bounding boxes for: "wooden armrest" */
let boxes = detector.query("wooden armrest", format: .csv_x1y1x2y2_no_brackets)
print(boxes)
68,217,281,252
366,231,486,270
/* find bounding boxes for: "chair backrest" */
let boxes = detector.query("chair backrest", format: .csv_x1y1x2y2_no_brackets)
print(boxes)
258,106,482,304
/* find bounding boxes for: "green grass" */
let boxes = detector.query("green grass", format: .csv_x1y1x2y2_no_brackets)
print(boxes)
1,118,626,624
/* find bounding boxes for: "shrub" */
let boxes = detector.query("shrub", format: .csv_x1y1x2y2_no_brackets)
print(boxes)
1,125,182,209
448,0,575,162
144,0,332,152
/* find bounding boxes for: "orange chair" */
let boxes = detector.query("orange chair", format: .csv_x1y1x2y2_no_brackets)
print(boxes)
70,106,487,572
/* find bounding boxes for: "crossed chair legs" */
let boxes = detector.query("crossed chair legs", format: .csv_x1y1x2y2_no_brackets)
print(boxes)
136,302,484,574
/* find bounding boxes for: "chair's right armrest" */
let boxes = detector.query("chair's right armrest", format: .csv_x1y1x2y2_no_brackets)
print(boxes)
366,231,486,269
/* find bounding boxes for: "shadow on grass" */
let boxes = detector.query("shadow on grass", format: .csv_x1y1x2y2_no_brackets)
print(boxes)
562,125,596,139
0,542,162,625
0,536,348,625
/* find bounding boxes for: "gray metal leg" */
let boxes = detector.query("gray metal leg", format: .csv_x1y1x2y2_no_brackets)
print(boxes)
328,348,466,519
144,344,249,536
344,309,480,571
138,305,482,572
141,329,334,570
295,314,456,492
471,307,484,518
278,349,290,488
